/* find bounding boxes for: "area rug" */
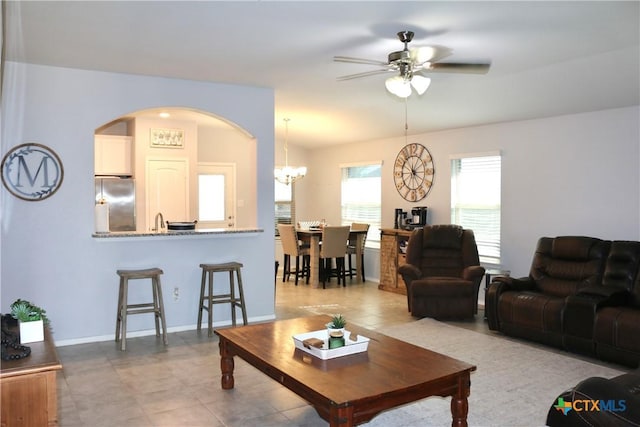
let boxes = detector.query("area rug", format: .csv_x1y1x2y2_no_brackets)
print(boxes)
372,319,627,427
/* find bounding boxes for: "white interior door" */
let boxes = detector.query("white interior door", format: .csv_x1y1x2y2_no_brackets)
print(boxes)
147,159,189,229
197,163,236,228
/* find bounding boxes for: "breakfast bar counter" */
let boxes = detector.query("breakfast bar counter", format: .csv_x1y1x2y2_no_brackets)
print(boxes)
73,226,273,347
92,227,263,240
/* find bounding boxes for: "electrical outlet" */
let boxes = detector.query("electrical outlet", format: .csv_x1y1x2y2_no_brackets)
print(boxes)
173,287,180,301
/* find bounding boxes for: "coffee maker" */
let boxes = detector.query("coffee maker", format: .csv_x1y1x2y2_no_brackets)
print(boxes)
410,206,428,227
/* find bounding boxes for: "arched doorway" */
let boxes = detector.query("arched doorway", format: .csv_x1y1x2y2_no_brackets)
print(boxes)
94,107,257,232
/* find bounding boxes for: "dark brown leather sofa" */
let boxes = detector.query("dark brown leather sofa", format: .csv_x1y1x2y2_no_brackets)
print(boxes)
564,241,640,366
398,225,485,319
487,236,640,368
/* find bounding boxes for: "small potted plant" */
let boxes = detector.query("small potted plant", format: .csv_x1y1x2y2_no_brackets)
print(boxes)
326,314,347,333
11,299,48,344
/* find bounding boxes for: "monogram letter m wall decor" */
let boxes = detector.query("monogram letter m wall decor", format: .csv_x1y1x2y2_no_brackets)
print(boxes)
1,143,64,201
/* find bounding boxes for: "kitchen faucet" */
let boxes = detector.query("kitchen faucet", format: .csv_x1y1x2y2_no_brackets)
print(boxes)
154,212,165,232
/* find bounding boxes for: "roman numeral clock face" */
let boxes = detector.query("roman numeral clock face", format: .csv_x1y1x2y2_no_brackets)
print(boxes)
393,143,434,202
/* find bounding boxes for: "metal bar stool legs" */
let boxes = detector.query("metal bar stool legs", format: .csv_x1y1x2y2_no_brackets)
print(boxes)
197,262,248,337
115,268,168,351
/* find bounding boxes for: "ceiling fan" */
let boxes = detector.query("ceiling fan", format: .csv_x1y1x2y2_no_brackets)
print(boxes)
334,30,491,98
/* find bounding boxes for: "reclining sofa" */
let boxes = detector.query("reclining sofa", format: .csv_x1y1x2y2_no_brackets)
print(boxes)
546,369,640,426
486,236,640,368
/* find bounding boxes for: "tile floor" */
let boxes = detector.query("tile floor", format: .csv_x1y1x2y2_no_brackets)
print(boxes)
56,279,486,426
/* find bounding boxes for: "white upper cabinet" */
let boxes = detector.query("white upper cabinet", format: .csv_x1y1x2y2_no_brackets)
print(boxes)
95,135,133,176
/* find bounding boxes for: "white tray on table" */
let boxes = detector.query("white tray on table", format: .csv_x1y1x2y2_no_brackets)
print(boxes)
292,329,370,360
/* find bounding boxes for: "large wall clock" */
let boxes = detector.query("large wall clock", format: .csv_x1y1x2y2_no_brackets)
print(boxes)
393,143,434,202
1,143,64,201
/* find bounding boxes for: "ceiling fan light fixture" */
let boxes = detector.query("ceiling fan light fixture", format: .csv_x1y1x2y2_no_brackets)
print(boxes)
410,75,431,95
335,29,491,99
385,76,411,98
410,47,436,64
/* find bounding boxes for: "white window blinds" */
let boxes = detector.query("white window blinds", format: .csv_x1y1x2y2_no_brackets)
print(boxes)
451,154,501,265
340,163,382,248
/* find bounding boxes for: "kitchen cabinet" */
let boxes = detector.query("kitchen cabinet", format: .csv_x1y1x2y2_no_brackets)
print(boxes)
95,135,133,176
379,228,413,295
1,326,62,427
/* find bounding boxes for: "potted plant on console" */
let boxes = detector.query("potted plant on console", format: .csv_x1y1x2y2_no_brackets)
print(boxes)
11,299,48,344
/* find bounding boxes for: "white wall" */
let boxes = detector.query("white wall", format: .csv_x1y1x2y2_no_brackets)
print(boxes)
1,62,275,343
300,106,640,277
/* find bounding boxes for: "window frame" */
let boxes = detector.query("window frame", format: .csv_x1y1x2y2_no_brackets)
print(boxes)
340,161,383,249
274,180,296,236
450,151,502,266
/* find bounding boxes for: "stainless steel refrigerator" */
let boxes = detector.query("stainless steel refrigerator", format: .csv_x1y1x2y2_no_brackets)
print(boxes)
94,177,136,231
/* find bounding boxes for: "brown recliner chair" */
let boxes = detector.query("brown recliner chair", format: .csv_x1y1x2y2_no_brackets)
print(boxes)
398,225,485,319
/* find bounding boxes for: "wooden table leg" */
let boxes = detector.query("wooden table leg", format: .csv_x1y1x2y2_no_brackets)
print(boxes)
451,373,471,427
355,233,364,283
309,235,320,288
329,405,354,427
219,338,235,389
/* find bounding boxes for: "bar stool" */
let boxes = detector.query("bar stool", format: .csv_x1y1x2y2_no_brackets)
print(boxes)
115,267,168,351
198,262,248,336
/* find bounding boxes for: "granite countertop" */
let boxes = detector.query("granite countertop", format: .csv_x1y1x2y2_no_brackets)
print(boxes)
92,227,263,239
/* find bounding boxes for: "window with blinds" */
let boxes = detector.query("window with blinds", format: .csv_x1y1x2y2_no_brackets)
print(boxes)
340,163,382,248
450,154,501,265
275,180,296,236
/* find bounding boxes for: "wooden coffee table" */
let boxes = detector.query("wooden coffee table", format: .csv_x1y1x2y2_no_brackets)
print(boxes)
215,315,476,427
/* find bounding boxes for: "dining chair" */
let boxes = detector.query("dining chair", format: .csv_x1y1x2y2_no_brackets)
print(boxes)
278,224,310,286
347,223,370,282
319,225,351,288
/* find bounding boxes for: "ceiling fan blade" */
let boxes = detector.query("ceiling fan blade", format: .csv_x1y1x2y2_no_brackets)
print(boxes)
410,45,452,64
333,56,389,66
337,69,394,81
425,62,491,74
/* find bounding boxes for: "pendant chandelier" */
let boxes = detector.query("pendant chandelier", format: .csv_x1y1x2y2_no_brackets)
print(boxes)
274,118,307,185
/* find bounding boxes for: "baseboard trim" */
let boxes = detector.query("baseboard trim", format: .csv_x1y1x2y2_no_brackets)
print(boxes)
54,314,277,347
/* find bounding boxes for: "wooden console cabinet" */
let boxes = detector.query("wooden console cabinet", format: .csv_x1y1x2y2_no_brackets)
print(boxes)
1,326,62,427
379,228,414,295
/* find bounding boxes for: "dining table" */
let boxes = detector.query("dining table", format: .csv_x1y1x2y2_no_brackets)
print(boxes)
296,228,368,288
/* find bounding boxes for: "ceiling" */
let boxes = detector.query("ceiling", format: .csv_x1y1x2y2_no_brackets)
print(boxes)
5,1,639,148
